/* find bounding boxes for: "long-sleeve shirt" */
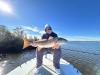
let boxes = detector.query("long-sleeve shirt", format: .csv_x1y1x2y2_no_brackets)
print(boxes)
42,32,58,40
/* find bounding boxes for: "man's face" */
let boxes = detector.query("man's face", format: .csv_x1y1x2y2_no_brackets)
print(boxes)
46,28,52,34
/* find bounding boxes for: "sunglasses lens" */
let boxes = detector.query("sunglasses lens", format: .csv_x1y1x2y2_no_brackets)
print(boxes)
48,29,51,30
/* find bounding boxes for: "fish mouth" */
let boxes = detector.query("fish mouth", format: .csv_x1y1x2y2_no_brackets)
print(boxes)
57,37,68,43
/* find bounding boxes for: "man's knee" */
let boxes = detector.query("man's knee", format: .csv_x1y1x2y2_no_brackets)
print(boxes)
53,48,61,68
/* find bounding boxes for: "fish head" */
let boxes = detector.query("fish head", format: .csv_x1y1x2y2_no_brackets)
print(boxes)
57,37,68,44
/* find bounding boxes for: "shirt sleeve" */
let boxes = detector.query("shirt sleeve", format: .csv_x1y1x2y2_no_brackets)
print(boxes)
41,34,47,39
53,33,58,38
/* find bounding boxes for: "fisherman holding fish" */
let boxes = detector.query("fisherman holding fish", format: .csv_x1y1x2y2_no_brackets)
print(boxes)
33,24,62,75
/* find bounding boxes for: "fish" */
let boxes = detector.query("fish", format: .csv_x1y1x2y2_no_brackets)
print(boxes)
26,37,68,48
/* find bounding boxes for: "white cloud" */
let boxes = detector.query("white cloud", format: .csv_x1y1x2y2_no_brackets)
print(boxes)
22,26,45,35
39,30,45,34
65,36,100,41
32,27,39,32
23,26,38,32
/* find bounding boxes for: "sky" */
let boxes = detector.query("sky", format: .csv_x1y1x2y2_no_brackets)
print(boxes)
0,0,100,41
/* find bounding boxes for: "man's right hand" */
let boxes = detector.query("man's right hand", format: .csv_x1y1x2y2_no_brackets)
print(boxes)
31,41,38,47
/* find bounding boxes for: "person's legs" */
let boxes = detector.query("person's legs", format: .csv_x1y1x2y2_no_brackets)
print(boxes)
53,48,61,74
53,48,61,69
36,47,45,68
35,48,45,75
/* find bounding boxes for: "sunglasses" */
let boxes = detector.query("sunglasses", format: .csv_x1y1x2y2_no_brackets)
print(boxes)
47,29,52,30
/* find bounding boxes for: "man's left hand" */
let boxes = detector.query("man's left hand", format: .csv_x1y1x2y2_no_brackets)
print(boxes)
52,42,60,49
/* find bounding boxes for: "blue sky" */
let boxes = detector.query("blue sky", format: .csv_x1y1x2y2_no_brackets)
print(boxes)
0,0,100,41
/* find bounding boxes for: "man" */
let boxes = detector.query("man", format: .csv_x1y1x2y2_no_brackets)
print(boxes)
34,24,61,75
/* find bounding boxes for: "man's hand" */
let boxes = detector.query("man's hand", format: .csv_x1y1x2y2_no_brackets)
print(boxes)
52,42,60,49
31,41,38,47
48,36,60,49
31,39,47,47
